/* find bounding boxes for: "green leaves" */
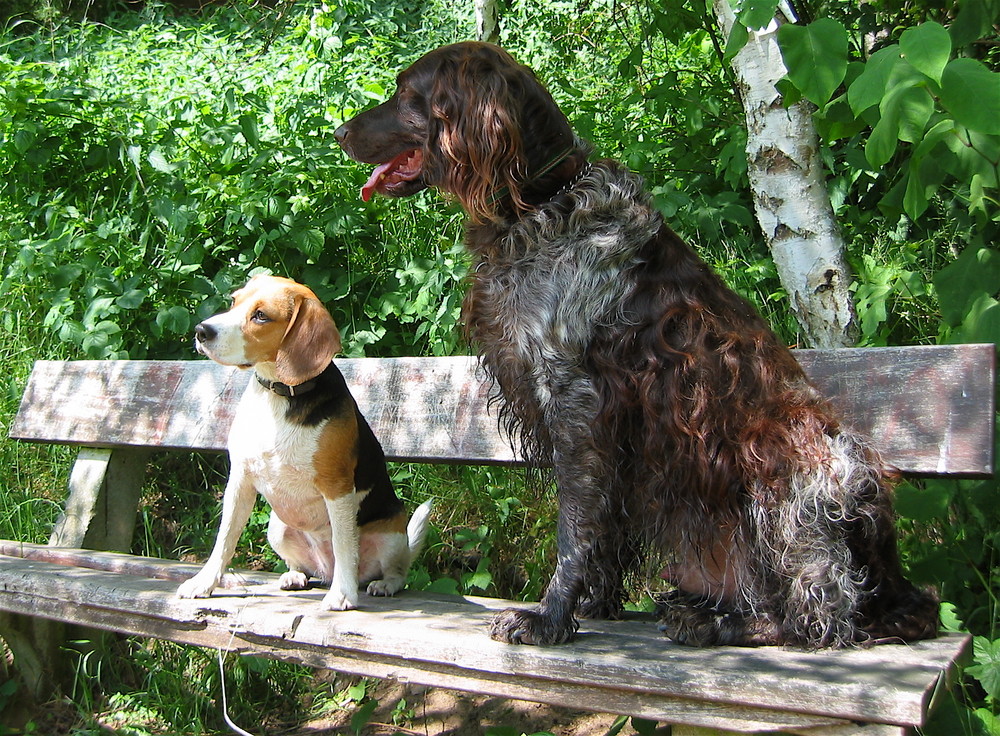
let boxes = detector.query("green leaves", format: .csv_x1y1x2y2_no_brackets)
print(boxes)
776,19,848,107
968,637,1000,703
155,305,190,337
147,149,176,174
894,480,953,523
777,16,999,223
950,0,1000,47
737,0,779,31
933,247,1000,344
899,22,951,83
0,3,478,360
847,47,901,115
939,58,1000,135
864,61,934,168
934,246,1000,326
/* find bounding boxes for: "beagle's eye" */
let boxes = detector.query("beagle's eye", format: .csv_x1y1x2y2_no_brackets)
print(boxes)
251,309,270,324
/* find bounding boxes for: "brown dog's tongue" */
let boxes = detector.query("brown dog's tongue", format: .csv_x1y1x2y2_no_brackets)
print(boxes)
359,149,423,201
361,161,394,202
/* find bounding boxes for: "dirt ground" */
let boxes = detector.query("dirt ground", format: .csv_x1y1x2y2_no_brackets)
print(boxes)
291,679,650,736
15,679,657,736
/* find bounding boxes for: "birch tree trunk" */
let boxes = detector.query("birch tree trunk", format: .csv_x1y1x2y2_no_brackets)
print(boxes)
713,0,859,348
475,0,500,44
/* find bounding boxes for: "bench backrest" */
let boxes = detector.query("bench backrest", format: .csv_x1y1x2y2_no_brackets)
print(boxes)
9,345,996,476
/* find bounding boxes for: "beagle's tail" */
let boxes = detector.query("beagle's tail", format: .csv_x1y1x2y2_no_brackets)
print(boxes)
407,500,433,560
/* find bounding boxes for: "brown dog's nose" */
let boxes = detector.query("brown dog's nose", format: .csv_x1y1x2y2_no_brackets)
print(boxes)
334,124,349,145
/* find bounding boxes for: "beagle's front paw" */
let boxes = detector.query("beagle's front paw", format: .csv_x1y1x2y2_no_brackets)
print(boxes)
367,576,405,597
321,587,359,611
177,569,221,599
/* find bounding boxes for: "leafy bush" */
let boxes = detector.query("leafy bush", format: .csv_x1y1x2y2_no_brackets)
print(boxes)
1,0,998,733
0,1,471,361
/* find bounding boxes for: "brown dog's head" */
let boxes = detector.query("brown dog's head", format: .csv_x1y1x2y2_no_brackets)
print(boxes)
334,42,581,224
194,274,341,386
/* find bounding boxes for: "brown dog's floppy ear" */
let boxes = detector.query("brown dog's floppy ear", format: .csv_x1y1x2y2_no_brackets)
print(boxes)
429,47,527,223
275,295,342,386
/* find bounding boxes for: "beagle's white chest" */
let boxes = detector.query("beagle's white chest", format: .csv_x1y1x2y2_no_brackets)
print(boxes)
227,379,324,504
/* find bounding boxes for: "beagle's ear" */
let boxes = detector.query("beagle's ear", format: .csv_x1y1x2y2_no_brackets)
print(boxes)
274,295,342,386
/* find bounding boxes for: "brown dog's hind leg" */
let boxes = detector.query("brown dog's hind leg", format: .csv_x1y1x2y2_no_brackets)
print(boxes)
656,590,784,647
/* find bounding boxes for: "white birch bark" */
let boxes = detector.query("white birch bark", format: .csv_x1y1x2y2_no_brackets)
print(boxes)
475,0,500,44
713,0,858,348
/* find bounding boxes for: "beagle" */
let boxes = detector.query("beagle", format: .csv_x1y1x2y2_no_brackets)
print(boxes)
177,274,431,610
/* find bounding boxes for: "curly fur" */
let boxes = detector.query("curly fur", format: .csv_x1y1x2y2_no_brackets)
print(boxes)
336,41,940,648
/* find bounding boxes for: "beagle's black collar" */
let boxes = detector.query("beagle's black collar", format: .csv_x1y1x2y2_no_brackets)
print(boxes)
255,374,318,398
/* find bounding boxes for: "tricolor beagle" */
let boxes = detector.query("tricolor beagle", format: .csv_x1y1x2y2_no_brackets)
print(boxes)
177,274,431,610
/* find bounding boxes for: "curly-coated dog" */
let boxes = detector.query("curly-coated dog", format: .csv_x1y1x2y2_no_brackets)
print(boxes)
335,41,939,648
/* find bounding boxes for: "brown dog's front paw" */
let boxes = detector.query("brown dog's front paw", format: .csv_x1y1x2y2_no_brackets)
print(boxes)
490,608,569,644
489,607,578,645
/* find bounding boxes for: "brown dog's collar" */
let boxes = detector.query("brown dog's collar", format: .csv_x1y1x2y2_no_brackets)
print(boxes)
488,144,578,205
256,374,318,398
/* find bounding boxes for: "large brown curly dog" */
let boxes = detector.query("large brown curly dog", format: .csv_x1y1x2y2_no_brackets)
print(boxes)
335,41,939,648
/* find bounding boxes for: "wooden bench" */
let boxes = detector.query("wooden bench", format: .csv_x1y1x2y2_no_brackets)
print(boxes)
1,345,995,735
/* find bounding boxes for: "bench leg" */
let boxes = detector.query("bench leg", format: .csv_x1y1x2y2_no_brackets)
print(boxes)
2,447,151,705
50,447,150,551
0,613,64,702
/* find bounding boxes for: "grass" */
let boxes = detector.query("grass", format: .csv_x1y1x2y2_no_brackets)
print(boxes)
1,1,997,733
0,305,72,546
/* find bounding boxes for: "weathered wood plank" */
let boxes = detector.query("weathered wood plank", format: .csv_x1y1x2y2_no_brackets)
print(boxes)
798,344,995,476
8,346,996,474
8,357,517,464
0,541,269,588
10,359,251,454
0,548,970,730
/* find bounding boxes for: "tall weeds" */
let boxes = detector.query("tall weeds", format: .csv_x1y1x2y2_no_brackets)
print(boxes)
0,1,997,733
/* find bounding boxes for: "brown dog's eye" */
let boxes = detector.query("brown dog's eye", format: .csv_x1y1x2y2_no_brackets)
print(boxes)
251,310,270,324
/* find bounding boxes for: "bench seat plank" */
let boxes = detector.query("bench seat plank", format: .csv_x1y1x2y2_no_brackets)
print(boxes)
0,545,969,732
9,344,995,475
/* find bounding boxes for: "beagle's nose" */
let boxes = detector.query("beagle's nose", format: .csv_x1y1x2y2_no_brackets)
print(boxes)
194,322,215,343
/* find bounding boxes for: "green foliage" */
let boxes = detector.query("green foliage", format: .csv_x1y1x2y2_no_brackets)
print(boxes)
0,679,18,725
894,473,1000,732
934,246,1000,343
2,0,127,26
0,0,998,732
969,636,1000,703
777,19,849,107
601,715,661,736
845,234,939,346
771,14,1000,227
0,2,470,361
